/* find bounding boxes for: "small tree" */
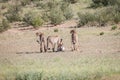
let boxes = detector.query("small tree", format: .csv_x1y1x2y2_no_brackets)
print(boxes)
49,7,65,25
23,12,44,28
0,19,10,32
77,12,96,27
61,2,73,20
5,4,22,22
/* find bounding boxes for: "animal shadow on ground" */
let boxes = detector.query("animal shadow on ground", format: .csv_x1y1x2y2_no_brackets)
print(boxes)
16,51,41,54
16,50,82,54
16,51,59,54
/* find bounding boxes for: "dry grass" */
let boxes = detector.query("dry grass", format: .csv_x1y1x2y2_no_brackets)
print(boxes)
0,24,120,80
0,1,120,79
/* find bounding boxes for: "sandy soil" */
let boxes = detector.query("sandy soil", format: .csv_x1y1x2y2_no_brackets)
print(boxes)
0,20,120,54
0,20,120,80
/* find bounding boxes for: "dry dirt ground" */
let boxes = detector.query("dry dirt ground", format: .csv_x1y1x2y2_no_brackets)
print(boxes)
0,20,120,54
0,20,120,80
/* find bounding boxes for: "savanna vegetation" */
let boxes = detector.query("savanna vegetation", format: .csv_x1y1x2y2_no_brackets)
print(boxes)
0,0,120,32
0,27,120,80
0,0,120,80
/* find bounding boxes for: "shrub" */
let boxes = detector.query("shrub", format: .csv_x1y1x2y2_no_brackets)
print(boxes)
36,0,73,25
109,0,120,6
1,4,8,9
96,11,111,26
15,72,43,80
64,9,73,20
100,6,120,24
91,0,120,8
5,5,22,22
112,12,120,23
99,32,104,35
36,1,47,9
0,19,10,32
91,0,109,8
36,0,59,10
61,3,73,20
99,6,120,24
5,13,22,23
54,28,58,32
77,12,96,27
41,12,49,22
0,0,9,3
47,0,57,9
21,0,31,6
49,7,65,25
111,25,117,30
90,2,103,8
31,17,44,29
64,0,78,4
77,6,120,27
21,0,41,6
23,12,44,28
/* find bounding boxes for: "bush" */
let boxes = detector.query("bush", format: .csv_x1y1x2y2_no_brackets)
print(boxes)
15,72,43,80
1,4,8,9
112,12,120,23
61,3,73,20
99,6,120,24
21,0,31,6
41,12,49,22
91,0,109,8
77,12,96,27
109,0,120,6
100,32,104,35
90,2,103,8
0,0,9,3
77,12,108,27
5,5,22,22
102,6,120,24
23,12,44,28
21,0,41,6
77,6,120,27
36,1,47,9
47,0,57,9
36,0,59,10
64,0,78,4
0,19,10,32
96,10,111,26
49,7,65,25
31,17,44,29
91,0,120,8
111,25,117,30
36,0,73,25
54,28,58,32
64,9,73,20
5,13,22,23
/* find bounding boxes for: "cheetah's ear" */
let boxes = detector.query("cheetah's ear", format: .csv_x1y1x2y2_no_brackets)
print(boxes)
36,32,43,36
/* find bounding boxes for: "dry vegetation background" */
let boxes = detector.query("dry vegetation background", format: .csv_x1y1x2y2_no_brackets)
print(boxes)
0,0,120,80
